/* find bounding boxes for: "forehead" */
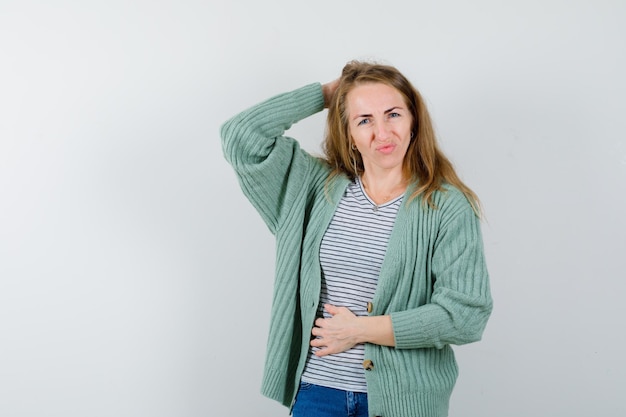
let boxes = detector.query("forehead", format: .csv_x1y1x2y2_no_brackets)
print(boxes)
346,82,405,113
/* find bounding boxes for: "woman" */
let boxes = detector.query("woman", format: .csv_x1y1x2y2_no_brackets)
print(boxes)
221,61,493,417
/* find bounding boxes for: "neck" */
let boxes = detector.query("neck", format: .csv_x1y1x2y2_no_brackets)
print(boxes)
361,171,408,206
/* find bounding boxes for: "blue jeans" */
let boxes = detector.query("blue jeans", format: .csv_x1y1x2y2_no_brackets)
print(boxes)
292,382,369,417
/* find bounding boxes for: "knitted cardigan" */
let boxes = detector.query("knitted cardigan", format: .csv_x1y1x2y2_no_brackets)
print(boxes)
221,83,493,417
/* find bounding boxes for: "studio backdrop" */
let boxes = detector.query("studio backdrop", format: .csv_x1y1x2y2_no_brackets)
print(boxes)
1,1,625,416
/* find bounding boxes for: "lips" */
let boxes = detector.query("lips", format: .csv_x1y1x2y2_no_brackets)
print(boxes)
377,144,396,154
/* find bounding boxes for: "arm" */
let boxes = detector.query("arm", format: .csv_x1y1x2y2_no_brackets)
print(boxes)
321,78,340,108
310,304,395,357
312,192,493,354
220,83,325,232
391,196,493,349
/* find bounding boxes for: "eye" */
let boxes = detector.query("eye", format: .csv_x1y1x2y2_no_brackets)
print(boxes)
357,118,370,126
388,112,401,118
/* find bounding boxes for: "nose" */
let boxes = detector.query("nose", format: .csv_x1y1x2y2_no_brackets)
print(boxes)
374,121,391,141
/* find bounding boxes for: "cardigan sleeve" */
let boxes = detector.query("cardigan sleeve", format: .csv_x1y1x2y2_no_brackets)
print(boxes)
390,192,493,349
220,83,325,233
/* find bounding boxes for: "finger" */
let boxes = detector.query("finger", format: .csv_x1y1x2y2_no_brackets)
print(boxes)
310,338,324,348
314,347,331,357
324,303,339,316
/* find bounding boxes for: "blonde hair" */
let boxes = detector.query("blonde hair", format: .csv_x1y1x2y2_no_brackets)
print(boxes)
323,60,481,215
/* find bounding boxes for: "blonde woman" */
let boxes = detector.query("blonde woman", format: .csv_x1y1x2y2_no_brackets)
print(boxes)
221,61,493,417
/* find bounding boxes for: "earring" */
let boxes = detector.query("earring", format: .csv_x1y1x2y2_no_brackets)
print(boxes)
351,143,357,150
410,132,414,139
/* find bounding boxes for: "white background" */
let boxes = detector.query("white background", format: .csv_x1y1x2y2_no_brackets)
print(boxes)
1,1,625,416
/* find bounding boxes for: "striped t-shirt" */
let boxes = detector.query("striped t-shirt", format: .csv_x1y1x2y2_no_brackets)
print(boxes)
300,177,403,392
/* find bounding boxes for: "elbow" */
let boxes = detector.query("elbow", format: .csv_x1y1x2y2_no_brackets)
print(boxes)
455,301,493,345
220,118,238,163
220,114,272,168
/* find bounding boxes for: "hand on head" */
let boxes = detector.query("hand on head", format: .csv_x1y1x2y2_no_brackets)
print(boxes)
322,79,340,108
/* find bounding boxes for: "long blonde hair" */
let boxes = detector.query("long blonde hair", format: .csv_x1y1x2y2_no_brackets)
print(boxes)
323,60,481,215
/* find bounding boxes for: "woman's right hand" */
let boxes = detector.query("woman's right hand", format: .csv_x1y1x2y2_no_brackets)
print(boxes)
322,79,340,108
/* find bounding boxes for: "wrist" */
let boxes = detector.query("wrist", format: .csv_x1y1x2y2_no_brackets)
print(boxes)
358,315,395,347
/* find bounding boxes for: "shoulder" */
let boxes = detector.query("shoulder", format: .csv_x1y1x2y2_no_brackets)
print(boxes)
432,185,482,238
406,182,473,211
435,184,472,209
406,182,477,223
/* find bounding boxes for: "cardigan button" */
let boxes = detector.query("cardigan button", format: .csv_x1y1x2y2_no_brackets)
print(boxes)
362,359,374,371
367,302,373,313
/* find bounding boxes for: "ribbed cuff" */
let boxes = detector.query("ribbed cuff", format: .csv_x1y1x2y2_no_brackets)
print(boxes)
390,306,446,349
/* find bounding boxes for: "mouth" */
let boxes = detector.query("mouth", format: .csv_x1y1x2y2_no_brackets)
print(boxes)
377,144,396,154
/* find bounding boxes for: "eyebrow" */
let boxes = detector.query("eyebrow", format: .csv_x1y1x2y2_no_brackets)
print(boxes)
353,106,404,120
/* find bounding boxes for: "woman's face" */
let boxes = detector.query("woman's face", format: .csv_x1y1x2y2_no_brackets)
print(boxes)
346,82,413,176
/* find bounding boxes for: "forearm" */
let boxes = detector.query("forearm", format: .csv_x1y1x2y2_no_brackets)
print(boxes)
357,315,395,347
220,83,325,231
312,305,395,356
221,83,324,168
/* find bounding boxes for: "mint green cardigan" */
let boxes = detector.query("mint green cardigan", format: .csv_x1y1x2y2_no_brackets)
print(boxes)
221,83,493,417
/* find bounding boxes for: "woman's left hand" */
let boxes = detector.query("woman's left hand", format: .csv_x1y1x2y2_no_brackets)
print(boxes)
310,304,362,357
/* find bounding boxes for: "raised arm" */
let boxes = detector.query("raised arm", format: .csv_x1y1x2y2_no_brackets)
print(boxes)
220,83,325,233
